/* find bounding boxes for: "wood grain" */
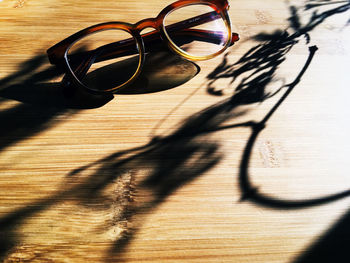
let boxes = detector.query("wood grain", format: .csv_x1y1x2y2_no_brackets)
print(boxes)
1,0,350,262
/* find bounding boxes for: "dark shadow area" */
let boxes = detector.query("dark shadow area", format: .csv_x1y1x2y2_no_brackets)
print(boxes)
0,54,113,108
294,208,350,263
0,103,66,152
0,54,114,152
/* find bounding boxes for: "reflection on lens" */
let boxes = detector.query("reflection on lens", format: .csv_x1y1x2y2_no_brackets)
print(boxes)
163,4,229,58
67,28,140,92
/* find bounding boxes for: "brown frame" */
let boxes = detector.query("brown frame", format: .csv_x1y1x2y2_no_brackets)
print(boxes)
47,0,239,93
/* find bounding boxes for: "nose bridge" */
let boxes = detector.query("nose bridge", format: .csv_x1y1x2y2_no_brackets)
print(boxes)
135,17,159,32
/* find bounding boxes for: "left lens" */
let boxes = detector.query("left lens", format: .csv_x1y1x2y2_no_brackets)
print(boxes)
163,4,230,59
67,28,141,92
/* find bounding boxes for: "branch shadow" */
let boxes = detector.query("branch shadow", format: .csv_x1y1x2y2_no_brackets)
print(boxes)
204,1,350,262
0,48,200,260
0,103,224,260
0,52,274,259
84,12,350,257
0,54,114,152
204,0,350,208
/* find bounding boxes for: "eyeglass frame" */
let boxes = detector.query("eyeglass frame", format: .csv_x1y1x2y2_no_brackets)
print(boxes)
47,0,239,93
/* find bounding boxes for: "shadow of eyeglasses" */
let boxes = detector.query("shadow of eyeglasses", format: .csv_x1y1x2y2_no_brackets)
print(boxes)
66,29,238,93
81,50,201,94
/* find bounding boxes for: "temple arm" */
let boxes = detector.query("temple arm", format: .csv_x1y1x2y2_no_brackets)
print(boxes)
72,29,238,64
48,11,239,66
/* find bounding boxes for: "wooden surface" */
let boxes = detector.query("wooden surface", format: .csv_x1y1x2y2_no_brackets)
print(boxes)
1,0,350,262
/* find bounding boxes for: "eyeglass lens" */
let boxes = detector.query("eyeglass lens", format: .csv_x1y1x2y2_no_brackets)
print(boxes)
67,29,141,92
164,4,229,57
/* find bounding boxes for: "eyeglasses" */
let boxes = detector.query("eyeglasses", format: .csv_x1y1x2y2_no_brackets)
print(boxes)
47,0,239,93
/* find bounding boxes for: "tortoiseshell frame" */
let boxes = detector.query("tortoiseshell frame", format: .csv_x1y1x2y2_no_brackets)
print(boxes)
47,0,239,93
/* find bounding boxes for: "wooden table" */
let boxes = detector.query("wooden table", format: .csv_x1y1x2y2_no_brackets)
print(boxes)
1,0,350,262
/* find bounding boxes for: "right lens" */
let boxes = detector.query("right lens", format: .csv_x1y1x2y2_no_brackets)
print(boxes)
67,28,141,92
163,4,230,59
